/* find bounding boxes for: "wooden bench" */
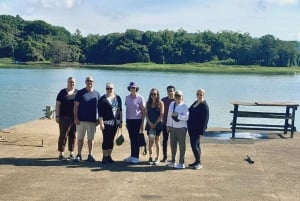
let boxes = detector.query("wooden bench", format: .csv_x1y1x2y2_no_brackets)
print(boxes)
230,101,299,138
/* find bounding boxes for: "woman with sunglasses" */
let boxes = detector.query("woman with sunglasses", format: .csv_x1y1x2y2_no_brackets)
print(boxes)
145,88,164,165
187,89,209,170
166,90,189,169
124,81,146,164
98,83,122,164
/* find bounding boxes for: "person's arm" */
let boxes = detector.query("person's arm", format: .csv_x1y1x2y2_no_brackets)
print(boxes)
177,104,189,121
200,102,209,136
98,99,105,130
55,101,61,123
166,102,174,132
157,101,164,123
140,97,146,132
74,101,80,125
118,95,123,128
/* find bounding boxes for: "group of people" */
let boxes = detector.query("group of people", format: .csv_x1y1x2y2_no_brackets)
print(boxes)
55,76,209,170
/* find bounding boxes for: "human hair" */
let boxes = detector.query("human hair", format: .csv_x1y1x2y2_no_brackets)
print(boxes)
127,86,139,92
167,85,175,91
67,77,75,82
147,88,161,109
197,89,205,95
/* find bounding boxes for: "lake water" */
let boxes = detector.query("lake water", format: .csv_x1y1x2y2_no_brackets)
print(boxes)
0,67,300,130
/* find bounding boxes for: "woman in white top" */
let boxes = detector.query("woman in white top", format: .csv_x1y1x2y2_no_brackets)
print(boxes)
166,90,189,169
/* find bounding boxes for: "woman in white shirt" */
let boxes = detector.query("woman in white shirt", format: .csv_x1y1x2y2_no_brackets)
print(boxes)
166,90,189,169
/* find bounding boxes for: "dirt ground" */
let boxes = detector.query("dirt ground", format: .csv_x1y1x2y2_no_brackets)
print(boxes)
1,119,300,201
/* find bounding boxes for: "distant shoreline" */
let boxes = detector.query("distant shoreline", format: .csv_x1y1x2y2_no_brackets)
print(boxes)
1,58,300,74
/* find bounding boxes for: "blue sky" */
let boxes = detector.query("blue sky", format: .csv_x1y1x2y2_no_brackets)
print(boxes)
1,0,300,41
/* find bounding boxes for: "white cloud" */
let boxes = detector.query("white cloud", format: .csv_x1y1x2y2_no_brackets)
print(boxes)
1,0,300,40
265,0,299,5
29,0,83,9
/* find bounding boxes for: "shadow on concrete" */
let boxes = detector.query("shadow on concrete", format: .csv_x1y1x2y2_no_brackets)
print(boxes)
91,161,176,172
0,157,177,172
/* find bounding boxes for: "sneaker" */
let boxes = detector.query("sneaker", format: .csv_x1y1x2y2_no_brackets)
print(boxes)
87,154,96,162
167,162,176,168
124,156,133,162
153,158,160,165
130,157,140,164
175,163,185,169
73,154,82,162
161,156,168,162
194,164,203,170
188,162,198,167
58,155,67,160
68,153,75,160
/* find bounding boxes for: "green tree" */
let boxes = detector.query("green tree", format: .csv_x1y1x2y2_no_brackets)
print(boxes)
44,41,71,64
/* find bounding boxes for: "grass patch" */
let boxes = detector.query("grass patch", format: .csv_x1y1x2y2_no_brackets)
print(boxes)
0,58,300,74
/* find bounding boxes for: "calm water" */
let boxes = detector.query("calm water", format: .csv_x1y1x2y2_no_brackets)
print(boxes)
0,67,300,130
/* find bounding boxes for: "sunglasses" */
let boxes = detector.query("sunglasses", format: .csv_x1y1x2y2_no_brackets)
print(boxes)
197,93,203,96
106,88,113,90
86,80,93,83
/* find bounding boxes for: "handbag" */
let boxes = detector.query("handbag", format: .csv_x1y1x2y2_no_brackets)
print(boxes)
115,129,124,146
138,132,147,155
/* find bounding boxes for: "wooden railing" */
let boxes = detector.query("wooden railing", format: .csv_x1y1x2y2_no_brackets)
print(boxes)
230,101,299,138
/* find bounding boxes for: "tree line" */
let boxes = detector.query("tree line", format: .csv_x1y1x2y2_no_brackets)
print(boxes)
1,15,299,67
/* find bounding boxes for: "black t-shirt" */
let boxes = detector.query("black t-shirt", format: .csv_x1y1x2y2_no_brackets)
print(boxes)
56,88,78,117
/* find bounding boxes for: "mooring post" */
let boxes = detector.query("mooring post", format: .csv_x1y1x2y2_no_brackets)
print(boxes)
43,106,55,119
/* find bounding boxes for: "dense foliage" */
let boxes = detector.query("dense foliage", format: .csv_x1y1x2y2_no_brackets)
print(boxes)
1,15,299,67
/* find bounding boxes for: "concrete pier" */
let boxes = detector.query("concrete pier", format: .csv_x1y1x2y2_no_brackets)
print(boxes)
0,119,300,201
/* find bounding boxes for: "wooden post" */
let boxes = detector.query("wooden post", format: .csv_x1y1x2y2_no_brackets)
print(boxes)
43,106,54,119
291,106,297,138
284,106,290,134
231,104,239,138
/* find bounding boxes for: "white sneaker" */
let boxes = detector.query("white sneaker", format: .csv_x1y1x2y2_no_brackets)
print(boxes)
194,164,203,169
130,157,140,164
154,159,160,165
167,162,176,168
175,163,185,169
124,156,133,162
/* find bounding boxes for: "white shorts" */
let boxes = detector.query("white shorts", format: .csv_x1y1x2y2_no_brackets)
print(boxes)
76,121,96,140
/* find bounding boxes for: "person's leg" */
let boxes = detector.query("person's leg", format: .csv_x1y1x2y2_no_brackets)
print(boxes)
155,136,160,160
169,128,177,163
177,127,187,165
102,125,117,163
162,125,169,161
67,117,76,156
101,126,109,163
189,134,201,164
86,122,96,156
75,122,86,158
126,119,141,159
108,125,118,162
58,117,69,156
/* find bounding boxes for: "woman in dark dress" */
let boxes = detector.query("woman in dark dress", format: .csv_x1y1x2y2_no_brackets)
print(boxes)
187,89,209,170
145,88,164,165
